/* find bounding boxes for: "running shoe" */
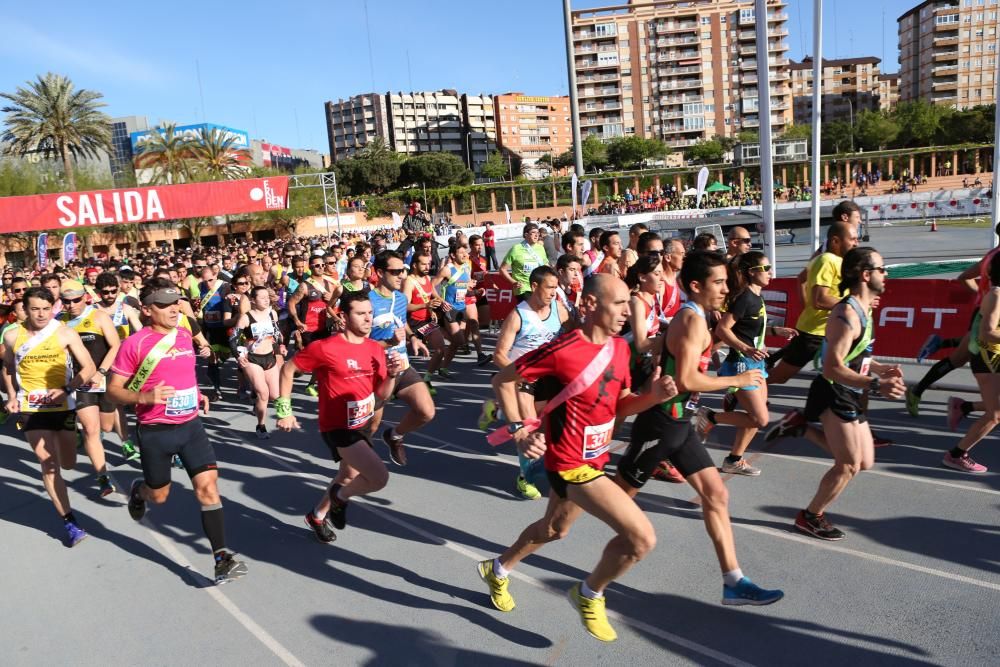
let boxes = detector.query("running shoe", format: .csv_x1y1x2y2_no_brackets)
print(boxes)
917,334,942,364
721,458,761,477
97,474,115,498
693,406,715,443
947,396,966,432
872,433,894,448
477,353,494,367
764,409,807,443
722,577,784,606
941,451,988,473
255,424,270,440
567,583,617,642
424,379,437,396
127,478,146,521
722,392,737,413
382,428,408,466
214,550,249,585
327,484,349,529
121,439,140,462
794,510,845,541
477,399,497,431
171,454,184,469
436,368,454,380
64,521,88,547
304,511,336,544
458,344,471,355
305,383,319,397
904,388,921,418
652,460,685,483
477,559,515,612
516,475,541,500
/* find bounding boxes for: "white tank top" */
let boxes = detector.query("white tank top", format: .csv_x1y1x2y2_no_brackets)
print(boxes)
508,301,562,361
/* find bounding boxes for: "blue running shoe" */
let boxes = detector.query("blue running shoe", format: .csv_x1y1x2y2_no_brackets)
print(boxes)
722,577,784,606
65,521,88,547
917,334,942,364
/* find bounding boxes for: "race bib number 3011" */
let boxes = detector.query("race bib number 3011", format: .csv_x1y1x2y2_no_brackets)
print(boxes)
582,419,615,460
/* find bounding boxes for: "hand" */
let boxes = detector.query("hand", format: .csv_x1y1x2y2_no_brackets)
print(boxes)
746,346,769,361
5,398,18,414
440,301,453,312
878,375,907,399
879,364,903,380
278,344,287,357
513,429,546,459
196,345,211,358
773,326,798,340
142,381,176,405
411,338,429,358
276,415,300,432
200,394,210,414
47,388,68,404
649,367,678,402
329,313,346,332
295,322,307,333
386,350,403,375
871,296,881,309
735,369,764,388
237,355,249,369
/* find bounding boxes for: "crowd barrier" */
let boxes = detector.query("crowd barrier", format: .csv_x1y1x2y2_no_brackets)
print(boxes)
477,273,978,363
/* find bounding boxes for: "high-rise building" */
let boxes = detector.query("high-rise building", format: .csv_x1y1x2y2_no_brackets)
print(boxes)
898,0,998,109
570,0,792,150
461,93,498,173
324,93,391,162
789,57,899,125
493,93,573,167
109,115,150,186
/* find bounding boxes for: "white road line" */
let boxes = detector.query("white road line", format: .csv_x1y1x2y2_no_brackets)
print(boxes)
106,471,306,667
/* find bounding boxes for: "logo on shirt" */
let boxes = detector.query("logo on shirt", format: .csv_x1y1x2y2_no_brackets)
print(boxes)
347,359,360,371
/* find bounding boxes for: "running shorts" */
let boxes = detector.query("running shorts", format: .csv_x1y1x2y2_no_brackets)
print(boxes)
75,390,116,413
776,331,824,369
320,429,373,463
546,464,605,499
206,328,231,357
409,318,439,340
718,356,769,392
21,410,75,433
804,376,867,423
137,418,217,489
970,348,1000,374
393,367,423,394
617,408,714,489
247,351,277,371
300,330,330,348
438,308,466,324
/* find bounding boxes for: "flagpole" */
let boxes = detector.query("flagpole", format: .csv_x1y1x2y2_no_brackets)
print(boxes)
755,0,777,272
810,0,823,252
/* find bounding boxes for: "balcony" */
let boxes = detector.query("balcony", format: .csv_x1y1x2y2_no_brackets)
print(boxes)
740,60,758,70
582,101,622,112
578,87,621,99
577,59,619,70
578,72,621,83
738,30,756,40
934,34,959,46
934,49,960,61
741,75,759,85
665,137,701,148
656,21,698,34
768,12,788,22
935,63,960,73
659,110,685,119
659,79,703,91
574,44,618,55
657,65,702,76
656,36,699,47
581,115,623,127
662,124,704,135
574,28,616,41
659,94,703,105
933,79,959,91
739,45,757,56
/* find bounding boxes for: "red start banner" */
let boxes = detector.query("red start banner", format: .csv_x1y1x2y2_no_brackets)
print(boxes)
479,272,978,361
0,176,290,234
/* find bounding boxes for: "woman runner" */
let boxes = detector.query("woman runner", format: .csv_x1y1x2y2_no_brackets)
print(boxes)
231,286,285,439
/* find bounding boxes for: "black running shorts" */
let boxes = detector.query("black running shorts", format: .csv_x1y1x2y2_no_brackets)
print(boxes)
617,408,714,489
75,390,116,413
320,429,374,463
393,367,423,394
777,331,825,369
137,418,217,489
21,410,75,433
971,348,1000,374
546,464,605,499
804,376,868,423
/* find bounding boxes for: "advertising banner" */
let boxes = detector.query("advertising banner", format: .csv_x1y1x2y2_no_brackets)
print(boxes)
37,233,48,269
62,232,77,262
479,272,518,322
0,176,290,234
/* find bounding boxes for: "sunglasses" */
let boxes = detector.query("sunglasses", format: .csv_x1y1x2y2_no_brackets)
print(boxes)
310,264,324,269
383,268,406,276
750,264,772,273
100,288,119,294
866,266,888,274
194,265,207,270
234,281,249,286
61,296,85,305
734,238,752,244
325,261,338,265
12,287,26,293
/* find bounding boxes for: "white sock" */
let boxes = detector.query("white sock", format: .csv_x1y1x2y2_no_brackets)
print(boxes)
493,557,510,578
313,502,327,521
580,581,602,599
723,568,744,588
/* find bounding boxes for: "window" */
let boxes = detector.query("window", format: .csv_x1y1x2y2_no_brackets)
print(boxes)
701,16,710,25
936,14,959,25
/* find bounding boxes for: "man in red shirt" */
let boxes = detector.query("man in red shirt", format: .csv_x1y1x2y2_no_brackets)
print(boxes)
275,291,402,543
478,274,676,642
482,221,497,271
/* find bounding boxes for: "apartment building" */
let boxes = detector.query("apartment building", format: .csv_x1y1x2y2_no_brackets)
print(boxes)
789,57,899,125
898,0,999,109
493,93,573,167
324,93,391,162
461,93,498,173
570,0,793,150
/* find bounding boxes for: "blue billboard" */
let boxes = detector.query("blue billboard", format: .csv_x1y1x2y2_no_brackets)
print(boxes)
130,123,250,153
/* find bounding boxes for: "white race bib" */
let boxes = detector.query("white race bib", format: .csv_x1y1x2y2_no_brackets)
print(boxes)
346,393,376,429
582,419,615,460
165,386,199,417
77,374,107,393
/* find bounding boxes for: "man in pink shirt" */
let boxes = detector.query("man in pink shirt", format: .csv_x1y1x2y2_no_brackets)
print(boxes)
483,221,498,271
108,277,248,585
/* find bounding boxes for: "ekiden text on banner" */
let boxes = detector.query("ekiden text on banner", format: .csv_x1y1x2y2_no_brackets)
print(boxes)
0,176,290,234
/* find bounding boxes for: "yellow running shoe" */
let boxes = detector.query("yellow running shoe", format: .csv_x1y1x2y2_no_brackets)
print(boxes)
516,475,541,500
568,583,617,642
477,559,515,612
477,398,497,431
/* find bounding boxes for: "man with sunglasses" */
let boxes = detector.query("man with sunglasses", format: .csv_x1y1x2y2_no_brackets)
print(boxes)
94,273,143,461
725,227,753,263
109,278,248,584
198,265,232,397
6,277,28,305
57,281,122,495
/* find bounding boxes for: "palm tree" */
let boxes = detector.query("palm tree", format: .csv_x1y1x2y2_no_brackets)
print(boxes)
0,72,112,191
134,123,195,185
190,126,250,180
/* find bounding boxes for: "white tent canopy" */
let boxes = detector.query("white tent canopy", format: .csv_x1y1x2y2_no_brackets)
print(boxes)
682,187,698,196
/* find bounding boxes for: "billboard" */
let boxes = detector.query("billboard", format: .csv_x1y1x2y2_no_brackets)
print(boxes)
130,123,250,153
261,142,293,169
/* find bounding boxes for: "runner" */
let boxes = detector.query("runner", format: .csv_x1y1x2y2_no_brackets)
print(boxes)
198,265,232,397
596,230,623,278
367,250,436,467
434,243,474,379
402,250,447,394
231,286,285,439
340,256,370,294
108,278,248,584
57,280,122,497
582,227,604,278
613,250,784,605
773,248,905,540
941,250,1000,473
488,265,569,499
724,226,754,263
287,256,334,396
554,253,583,325
500,223,549,300
2,286,96,546
619,222,648,273
478,274,676,642
276,290,403,543
466,234,493,366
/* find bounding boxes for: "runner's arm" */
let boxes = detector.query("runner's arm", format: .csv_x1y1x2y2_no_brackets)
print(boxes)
2,329,18,404
978,289,1000,346
277,357,301,400
628,296,657,355
492,309,521,369
61,328,96,391
491,361,526,423
286,285,306,329
714,311,755,356
125,306,143,334
669,312,750,393
820,305,870,390
95,311,122,375
229,315,249,358
957,260,982,293
811,284,840,311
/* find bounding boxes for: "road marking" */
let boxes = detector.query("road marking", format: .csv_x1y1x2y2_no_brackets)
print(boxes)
105,472,306,667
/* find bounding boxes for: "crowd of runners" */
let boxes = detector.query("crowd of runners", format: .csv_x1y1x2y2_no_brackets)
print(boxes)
0,208,995,639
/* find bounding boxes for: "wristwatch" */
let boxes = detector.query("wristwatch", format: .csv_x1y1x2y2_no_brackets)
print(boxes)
868,376,881,395
97,368,108,376
506,421,525,435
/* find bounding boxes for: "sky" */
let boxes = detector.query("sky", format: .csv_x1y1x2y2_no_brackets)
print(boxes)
0,1,914,154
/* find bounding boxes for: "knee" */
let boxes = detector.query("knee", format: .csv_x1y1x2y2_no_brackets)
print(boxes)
543,520,573,542
39,458,60,476
701,481,730,511
837,461,863,478
415,402,435,424
749,411,769,430
628,527,657,559
369,468,389,491
984,410,1000,425
193,484,220,506
147,486,170,504
859,458,875,472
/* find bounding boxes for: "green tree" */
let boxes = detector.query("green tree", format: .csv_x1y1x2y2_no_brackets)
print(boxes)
738,130,760,144
714,134,738,152
684,139,724,164
820,121,854,154
552,150,574,170
400,152,472,187
134,123,195,184
892,100,944,148
580,134,609,172
190,126,251,180
478,150,508,180
936,105,994,145
781,124,812,140
0,72,112,191
606,136,667,170
854,110,900,151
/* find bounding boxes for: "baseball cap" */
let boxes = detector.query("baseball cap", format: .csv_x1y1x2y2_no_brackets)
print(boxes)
60,280,86,299
141,287,182,306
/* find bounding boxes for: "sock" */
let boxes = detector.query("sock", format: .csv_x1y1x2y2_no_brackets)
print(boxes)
62,511,77,524
200,504,227,553
517,451,533,480
706,409,717,425
493,557,510,578
723,568,745,588
961,401,974,416
580,580,602,599
207,364,222,389
329,484,347,507
312,501,328,521
914,358,955,397
949,446,966,458
803,508,819,520
725,454,742,464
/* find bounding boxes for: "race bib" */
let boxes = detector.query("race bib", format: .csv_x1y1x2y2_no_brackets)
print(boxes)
859,357,872,378
685,392,702,412
372,312,395,330
455,287,468,302
250,321,273,338
24,389,59,411
415,321,438,337
346,393,376,429
582,419,615,460
78,374,107,393
165,386,199,417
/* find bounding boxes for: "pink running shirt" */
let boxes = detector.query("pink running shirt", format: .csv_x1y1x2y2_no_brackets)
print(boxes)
111,327,201,425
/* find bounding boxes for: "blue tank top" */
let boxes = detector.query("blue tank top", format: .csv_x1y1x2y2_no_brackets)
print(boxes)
444,263,470,311
509,300,562,360
369,288,408,361
200,281,227,329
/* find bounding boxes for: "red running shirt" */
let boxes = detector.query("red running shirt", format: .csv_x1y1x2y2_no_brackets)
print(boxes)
293,334,388,432
515,330,631,472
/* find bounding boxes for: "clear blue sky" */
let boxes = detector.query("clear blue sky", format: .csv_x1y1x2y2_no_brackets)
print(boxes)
0,0,912,154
